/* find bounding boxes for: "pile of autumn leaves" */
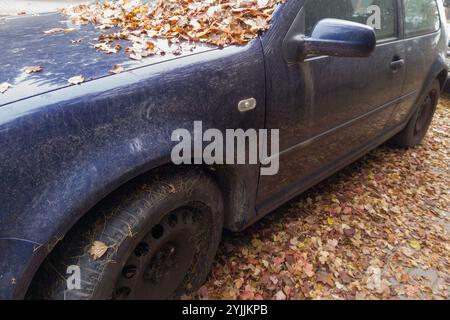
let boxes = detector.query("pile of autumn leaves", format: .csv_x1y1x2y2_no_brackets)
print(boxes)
0,0,284,93
60,0,284,61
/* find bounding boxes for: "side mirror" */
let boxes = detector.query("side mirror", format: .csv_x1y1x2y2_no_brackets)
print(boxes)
284,18,376,62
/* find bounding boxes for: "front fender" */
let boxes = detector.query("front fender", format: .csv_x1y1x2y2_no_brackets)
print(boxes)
0,238,46,299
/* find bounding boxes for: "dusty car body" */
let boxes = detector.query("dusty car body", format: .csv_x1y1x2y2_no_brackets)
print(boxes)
0,0,447,299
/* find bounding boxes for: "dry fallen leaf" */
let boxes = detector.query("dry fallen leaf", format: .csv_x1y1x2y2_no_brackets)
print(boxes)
24,66,43,74
88,241,108,260
60,0,286,61
68,75,84,85
109,64,125,74
274,290,286,300
44,28,64,34
0,82,12,94
129,52,142,61
234,278,244,290
304,263,315,277
316,271,334,286
239,290,254,300
95,43,119,54
410,240,421,251
169,184,177,193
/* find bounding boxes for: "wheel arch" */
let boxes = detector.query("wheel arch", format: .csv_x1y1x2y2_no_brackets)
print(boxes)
20,160,258,299
401,61,448,127
436,69,448,91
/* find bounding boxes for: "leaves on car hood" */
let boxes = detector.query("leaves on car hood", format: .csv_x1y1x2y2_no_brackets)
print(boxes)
58,0,286,61
24,66,43,74
68,75,85,85
0,82,12,94
109,64,125,74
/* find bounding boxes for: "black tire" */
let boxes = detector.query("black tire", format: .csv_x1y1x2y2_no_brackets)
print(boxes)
27,168,223,300
389,80,440,148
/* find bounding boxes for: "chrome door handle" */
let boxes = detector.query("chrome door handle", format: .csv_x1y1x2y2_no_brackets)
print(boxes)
390,58,405,73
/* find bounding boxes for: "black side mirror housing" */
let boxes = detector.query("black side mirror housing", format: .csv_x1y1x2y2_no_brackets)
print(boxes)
284,18,377,63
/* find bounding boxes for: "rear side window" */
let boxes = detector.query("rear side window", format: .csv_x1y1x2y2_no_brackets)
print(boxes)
404,0,440,37
304,0,397,40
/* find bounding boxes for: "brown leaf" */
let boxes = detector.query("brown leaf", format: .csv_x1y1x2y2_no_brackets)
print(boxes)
316,271,334,286
109,64,125,74
88,241,108,260
59,0,286,61
240,290,255,300
344,227,355,237
339,271,352,284
24,66,43,74
234,278,244,290
168,184,176,193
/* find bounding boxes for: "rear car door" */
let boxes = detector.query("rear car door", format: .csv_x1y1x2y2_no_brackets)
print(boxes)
257,0,406,212
392,0,445,123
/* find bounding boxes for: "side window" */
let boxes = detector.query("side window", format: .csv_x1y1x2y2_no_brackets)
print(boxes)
404,0,440,37
304,0,397,41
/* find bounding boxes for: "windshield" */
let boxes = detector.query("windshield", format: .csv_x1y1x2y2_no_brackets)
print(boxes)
0,1,96,15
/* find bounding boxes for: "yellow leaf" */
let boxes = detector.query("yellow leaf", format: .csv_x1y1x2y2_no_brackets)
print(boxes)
234,278,243,290
327,217,335,225
251,238,262,248
410,240,421,251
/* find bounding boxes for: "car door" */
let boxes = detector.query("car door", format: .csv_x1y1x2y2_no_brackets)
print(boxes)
392,0,444,124
256,0,406,213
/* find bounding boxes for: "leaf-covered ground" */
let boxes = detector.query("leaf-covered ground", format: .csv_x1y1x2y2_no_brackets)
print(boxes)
189,95,450,300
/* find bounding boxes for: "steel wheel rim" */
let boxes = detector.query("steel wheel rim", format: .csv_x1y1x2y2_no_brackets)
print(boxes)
113,208,201,300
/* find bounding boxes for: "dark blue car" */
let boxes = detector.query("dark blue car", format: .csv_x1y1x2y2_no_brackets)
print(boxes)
0,0,447,299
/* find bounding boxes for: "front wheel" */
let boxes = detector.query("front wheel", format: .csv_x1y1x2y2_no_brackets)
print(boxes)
28,169,223,300
389,80,440,148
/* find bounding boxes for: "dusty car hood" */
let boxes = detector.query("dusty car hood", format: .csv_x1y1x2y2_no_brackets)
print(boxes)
0,12,215,107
